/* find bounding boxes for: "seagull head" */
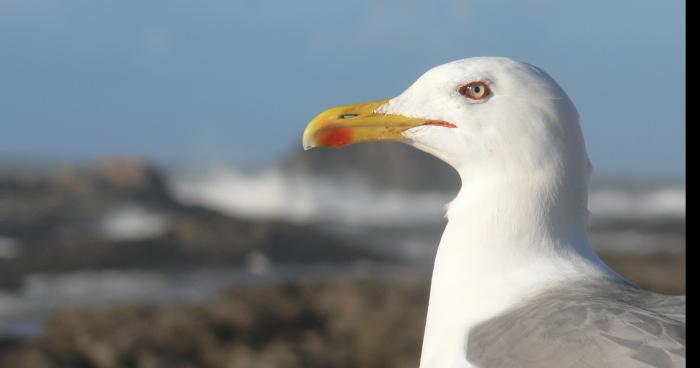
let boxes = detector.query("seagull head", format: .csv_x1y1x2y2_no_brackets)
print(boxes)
303,57,592,220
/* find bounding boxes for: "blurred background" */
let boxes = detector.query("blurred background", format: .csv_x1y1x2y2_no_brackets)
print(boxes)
0,1,685,367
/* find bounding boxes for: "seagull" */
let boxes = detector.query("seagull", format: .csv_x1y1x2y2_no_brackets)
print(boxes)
302,57,685,368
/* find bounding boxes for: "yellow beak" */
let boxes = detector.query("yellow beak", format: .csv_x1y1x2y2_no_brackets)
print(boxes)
303,99,453,150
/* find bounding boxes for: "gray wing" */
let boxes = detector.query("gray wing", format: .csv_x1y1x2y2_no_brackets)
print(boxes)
467,279,685,368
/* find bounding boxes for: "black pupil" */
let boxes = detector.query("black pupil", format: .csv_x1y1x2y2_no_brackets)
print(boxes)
473,86,481,94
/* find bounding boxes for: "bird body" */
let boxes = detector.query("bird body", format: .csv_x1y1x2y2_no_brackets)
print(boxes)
303,57,685,367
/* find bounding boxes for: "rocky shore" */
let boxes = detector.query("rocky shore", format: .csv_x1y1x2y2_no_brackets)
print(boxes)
0,158,388,290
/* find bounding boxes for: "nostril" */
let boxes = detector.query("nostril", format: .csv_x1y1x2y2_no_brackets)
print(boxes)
340,114,359,119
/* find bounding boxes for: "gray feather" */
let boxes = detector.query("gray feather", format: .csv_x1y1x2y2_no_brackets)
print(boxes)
467,279,685,368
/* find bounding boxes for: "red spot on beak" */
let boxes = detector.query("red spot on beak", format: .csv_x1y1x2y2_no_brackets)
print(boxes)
318,128,353,148
424,120,457,128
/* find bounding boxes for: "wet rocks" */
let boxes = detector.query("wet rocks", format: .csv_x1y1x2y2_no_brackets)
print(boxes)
0,158,387,290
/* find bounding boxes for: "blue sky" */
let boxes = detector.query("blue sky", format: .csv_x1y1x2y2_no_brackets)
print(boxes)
0,0,685,176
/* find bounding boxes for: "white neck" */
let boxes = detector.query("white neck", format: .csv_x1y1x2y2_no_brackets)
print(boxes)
418,169,619,368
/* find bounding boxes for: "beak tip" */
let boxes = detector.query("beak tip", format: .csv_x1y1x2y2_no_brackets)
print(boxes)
302,136,315,151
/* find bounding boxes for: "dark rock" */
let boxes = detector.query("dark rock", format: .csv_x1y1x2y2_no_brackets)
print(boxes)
0,158,389,288
0,280,431,368
279,142,460,192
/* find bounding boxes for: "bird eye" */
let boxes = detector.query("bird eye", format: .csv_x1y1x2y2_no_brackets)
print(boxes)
459,81,491,101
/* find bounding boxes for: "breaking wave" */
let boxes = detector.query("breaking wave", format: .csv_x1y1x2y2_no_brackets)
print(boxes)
170,165,452,226
169,165,685,225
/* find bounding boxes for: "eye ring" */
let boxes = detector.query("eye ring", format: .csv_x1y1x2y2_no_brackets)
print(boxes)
458,81,491,101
